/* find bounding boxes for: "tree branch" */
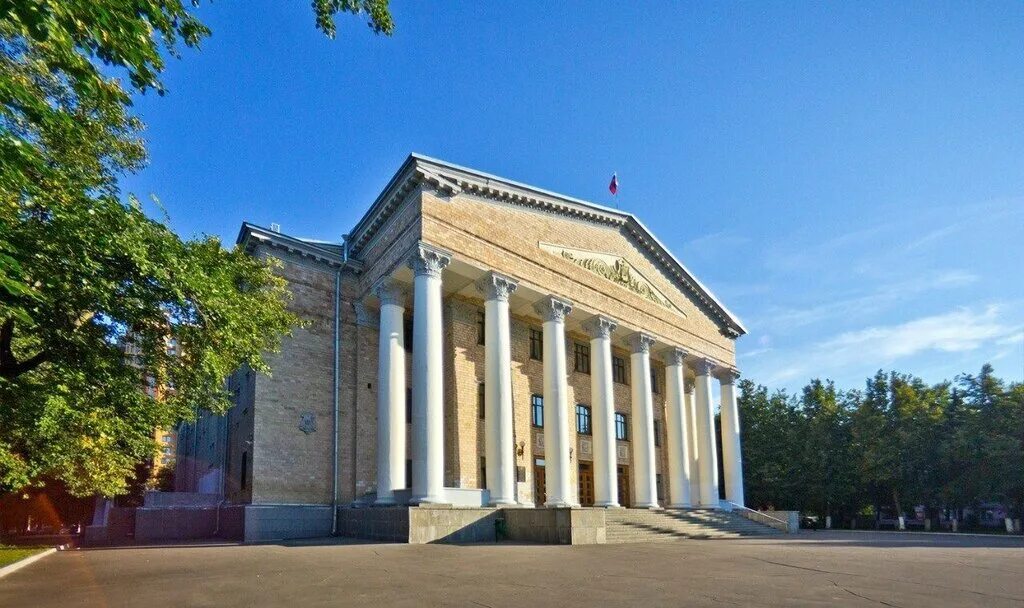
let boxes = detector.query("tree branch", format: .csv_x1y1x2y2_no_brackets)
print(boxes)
0,318,49,380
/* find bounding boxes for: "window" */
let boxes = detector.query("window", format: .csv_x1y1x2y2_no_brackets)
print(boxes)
656,473,664,501
576,404,592,435
403,316,413,353
240,451,248,490
653,420,662,447
406,388,413,423
651,368,660,394
161,456,170,465
612,356,627,384
615,413,628,440
406,459,413,489
477,381,485,419
529,328,543,361
476,310,485,345
480,457,486,487
531,394,544,428
162,435,171,443
573,342,591,374
162,446,171,455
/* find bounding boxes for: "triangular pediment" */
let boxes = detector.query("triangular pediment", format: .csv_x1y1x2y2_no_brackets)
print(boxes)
345,154,747,337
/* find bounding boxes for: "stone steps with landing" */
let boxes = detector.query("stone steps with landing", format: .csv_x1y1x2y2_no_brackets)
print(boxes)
604,508,781,543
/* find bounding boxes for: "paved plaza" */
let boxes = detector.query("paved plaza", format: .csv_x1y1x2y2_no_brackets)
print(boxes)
1,531,1022,607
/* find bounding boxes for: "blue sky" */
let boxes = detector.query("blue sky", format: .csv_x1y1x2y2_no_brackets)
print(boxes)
122,2,1024,393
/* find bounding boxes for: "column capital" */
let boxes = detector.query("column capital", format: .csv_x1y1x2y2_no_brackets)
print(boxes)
629,332,656,354
691,357,719,377
353,301,379,328
582,315,617,339
409,242,452,279
373,276,408,307
662,346,688,367
475,271,518,302
533,295,573,323
717,367,741,385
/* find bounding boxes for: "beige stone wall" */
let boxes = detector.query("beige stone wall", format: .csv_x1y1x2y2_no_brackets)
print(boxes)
250,246,339,505
420,189,736,366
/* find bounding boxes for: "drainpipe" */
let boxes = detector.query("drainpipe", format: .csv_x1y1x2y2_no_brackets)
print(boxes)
331,265,341,535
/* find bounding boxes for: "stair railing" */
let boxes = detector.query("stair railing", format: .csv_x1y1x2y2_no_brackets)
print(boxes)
724,501,793,533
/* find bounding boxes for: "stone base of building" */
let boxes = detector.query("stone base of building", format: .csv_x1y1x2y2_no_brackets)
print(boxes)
336,505,607,545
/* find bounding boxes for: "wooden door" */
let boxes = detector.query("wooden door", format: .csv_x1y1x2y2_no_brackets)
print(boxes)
578,462,595,506
617,465,631,507
533,458,546,506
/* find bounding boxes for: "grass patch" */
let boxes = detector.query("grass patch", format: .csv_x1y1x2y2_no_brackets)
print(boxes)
0,545,48,569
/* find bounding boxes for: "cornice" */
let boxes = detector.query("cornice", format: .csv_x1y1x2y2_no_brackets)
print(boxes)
237,223,344,269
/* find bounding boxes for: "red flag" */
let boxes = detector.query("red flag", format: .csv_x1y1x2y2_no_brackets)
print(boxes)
609,173,618,195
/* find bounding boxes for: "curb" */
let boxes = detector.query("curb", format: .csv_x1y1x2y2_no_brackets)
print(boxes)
0,548,57,580
799,529,1024,540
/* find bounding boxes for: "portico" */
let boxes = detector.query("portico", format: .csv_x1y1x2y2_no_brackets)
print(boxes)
367,239,745,512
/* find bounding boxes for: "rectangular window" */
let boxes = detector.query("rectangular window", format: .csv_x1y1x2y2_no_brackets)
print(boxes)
615,412,628,441
653,420,662,447
531,394,544,428
406,459,413,490
651,368,660,394
656,473,664,501
576,404,592,435
477,310,485,346
574,342,591,374
480,457,486,487
403,316,413,353
162,435,171,443
529,328,543,361
240,451,248,490
612,356,627,384
477,381,485,419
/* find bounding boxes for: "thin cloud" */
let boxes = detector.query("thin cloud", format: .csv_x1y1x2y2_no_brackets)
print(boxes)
747,304,1021,388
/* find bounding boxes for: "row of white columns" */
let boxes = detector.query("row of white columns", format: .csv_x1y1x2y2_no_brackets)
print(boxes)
372,242,744,509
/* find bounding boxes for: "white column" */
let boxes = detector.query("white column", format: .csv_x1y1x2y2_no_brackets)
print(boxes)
629,332,658,508
584,315,619,507
663,347,692,508
718,369,745,507
373,278,406,505
409,243,451,505
685,381,702,504
533,295,574,507
693,358,720,508
476,272,518,506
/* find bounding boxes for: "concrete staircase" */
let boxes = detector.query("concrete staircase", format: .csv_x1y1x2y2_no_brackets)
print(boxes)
604,508,782,543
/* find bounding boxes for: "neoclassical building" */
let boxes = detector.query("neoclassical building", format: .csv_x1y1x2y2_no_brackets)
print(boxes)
176,154,760,543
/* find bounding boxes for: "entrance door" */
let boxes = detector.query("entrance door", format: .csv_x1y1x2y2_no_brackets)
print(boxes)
533,458,546,506
578,462,595,506
617,465,631,507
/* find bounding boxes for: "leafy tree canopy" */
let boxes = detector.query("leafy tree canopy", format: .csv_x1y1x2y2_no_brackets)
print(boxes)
0,1,392,496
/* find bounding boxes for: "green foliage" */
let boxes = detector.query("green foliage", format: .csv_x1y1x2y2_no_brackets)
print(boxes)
0,1,392,497
742,364,1024,522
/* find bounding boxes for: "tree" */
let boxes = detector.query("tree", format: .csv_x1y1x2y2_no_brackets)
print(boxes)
0,1,393,497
